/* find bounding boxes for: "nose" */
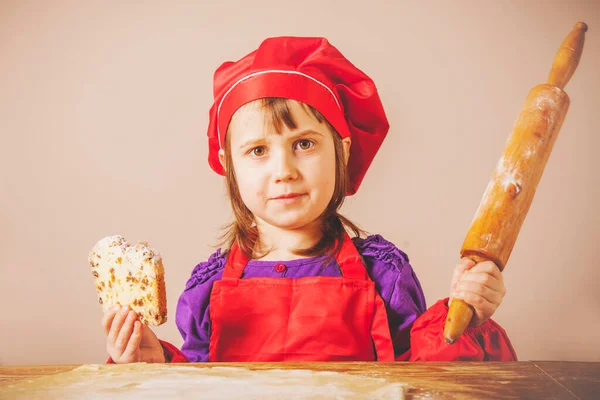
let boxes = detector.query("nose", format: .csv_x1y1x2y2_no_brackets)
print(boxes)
272,148,298,183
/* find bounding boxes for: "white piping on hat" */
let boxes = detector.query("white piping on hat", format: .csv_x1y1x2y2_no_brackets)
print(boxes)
216,70,341,149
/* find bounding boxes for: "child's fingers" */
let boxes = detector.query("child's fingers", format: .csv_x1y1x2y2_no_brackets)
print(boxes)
454,289,496,312
459,270,501,289
451,258,476,292
455,280,504,306
457,258,476,274
469,260,503,281
455,290,496,317
114,311,137,355
121,321,143,361
459,266,505,297
107,306,130,347
101,305,121,336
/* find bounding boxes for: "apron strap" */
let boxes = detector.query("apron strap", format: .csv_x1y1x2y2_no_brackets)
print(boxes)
222,241,249,279
334,233,369,280
222,232,369,280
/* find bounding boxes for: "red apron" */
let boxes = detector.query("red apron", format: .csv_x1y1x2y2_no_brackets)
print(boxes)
208,234,395,362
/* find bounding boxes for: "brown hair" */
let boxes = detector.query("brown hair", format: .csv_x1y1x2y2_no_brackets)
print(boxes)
219,97,365,259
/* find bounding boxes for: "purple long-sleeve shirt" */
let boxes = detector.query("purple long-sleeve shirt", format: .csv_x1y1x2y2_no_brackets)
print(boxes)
175,234,427,362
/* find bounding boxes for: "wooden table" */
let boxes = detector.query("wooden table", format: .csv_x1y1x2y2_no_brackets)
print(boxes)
1,361,598,399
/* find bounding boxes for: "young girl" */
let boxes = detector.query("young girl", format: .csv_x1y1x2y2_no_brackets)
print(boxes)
102,37,517,363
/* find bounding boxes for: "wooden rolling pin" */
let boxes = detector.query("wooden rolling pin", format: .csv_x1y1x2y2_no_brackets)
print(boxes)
443,22,588,344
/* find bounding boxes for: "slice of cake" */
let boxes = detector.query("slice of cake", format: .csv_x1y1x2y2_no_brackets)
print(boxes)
88,235,167,326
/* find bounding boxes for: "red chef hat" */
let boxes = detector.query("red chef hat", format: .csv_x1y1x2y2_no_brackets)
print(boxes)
206,36,389,195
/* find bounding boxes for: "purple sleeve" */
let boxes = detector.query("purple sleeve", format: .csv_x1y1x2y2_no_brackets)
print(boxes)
354,235,427,358
175,249,227,362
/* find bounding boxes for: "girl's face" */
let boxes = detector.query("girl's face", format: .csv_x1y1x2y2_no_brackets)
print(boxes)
220,100,350,231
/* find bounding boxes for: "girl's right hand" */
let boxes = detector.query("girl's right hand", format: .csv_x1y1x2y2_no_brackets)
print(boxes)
101,305,166,363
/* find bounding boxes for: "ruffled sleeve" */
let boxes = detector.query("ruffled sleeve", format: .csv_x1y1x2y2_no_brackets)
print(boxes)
355,234,517,362
409,298,518,361
354,235,427,359
174,249,227,362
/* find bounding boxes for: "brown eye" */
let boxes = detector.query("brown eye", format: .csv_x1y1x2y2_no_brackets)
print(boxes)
296,140,314,150
251,147,266,157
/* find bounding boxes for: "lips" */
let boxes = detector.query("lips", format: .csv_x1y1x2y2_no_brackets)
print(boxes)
272,193,304,200
270,193,307,205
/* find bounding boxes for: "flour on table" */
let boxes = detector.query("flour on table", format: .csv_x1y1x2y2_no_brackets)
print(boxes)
2,363,406,400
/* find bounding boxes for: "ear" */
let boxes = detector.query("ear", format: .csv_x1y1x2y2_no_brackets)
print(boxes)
218,149,227,172
341,137,352,166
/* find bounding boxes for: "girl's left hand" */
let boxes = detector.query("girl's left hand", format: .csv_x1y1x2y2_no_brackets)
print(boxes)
449,258,506,327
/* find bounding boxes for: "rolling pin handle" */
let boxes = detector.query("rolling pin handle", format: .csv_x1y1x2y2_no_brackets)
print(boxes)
547,22,587,89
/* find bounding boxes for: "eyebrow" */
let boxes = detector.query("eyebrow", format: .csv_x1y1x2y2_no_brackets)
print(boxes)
238,129,324,149
289,129,324,140
238,137,266,150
